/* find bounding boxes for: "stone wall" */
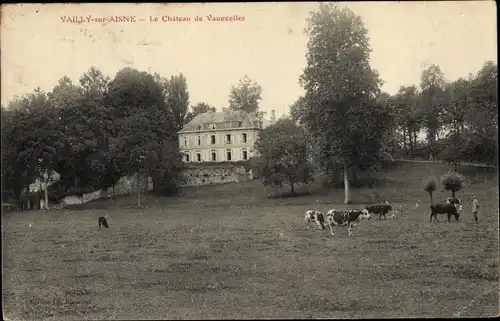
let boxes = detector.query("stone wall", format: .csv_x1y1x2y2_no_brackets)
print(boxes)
180,163,253,187
57,165,252,208
58,174,153,208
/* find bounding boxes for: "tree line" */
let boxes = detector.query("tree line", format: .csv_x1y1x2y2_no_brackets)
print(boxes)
1,66,263,208
250,3,497,203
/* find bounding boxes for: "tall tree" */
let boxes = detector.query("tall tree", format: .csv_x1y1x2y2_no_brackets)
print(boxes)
463,61,498,165
298,3,390,204
228,75,262,114
153,72,190,131
393,85,422,155
106,68,179,194
165,73,190,132
420,64,445,160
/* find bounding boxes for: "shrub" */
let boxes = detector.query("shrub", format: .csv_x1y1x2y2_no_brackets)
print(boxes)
423,177,438,205
440,170,465,198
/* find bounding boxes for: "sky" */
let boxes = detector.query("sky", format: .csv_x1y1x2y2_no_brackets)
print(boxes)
1,2,497,118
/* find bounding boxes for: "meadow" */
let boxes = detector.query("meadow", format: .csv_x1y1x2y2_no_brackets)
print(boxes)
2,161,499,319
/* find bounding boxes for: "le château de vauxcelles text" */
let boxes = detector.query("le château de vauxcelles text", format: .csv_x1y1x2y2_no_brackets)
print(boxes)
60,15,245,24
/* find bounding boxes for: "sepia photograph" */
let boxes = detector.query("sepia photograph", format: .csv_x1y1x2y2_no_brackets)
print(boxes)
1,1,498,319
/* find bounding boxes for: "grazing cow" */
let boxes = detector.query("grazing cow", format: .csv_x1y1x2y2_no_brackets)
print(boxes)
304,210,326,230
445,197,463,212
365,201,396,220
98,216,109,229
430,204,460,222
326,209,371,237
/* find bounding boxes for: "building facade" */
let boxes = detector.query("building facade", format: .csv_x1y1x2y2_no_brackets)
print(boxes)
178,109,275,163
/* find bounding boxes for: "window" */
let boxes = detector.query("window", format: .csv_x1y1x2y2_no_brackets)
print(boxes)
226,149,232,161
197,125,202,130
211,151,217,161
242,133,247,143
225,122,230,129
196,153,202,162
212,124,216,129
226,134,231,144
211,135,216,144
183,137,187,147
185,154,190,162
242,149,248,160
238,121,242,127
197,136,201,146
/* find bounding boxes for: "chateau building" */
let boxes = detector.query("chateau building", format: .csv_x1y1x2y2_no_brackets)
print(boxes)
178,109,275,163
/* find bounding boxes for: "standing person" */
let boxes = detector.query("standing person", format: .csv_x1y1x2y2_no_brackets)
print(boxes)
472,195,480,222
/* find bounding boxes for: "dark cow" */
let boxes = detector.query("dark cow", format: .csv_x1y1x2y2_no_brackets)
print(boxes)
98,216,109,229
326,209,371,237
365,201,396,220
304,210,326,230
430,204,460,222
445,197,463,212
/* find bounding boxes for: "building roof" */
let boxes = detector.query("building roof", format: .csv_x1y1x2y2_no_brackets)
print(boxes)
179,109,269,133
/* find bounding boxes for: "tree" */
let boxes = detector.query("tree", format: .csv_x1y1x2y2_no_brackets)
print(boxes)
298,3,390,204
420,64,445,160
423,177,437,206
2,89,62,209
106,68,179,195
440,170,465,198
79,66,111,99
48,76,83,109
439,132,466,170
289,96,307,125
184,102,216,125
441,78,469,135
155,73,190,132
228,75,262,113
462,61,498,165
393,85,423,156
252,118,314,194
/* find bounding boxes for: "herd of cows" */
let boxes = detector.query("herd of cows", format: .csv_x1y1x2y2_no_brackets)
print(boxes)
304,197,465,238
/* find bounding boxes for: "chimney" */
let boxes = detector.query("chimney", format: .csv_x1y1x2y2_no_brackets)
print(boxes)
270,110,276,123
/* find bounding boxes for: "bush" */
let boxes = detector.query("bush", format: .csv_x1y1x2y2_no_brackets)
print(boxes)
423,177,437,205
440,170,465,198
423,177,437,194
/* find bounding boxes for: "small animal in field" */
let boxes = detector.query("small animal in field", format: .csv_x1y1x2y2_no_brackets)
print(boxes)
98,216,109,229
429,203,460,222
326,209,371,237
364,200,397,220
304,210,326,230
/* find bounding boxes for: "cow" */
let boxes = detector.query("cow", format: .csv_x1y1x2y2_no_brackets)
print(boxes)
98,216,109,229
429,203,460,222
304,210,326,230
445,197,463,212
326,209,371,237
364,200,397,220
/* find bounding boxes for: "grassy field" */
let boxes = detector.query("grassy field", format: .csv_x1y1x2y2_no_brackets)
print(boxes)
2,162,499,319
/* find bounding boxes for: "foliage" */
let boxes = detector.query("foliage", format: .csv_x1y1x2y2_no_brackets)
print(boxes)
228,75,262,114
184,102,216,125
154,72,190,132
423,177,437,194
419,64,446,158
423,177,437,205
440,170,465,198
297,3,392,201
251,119,314,194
